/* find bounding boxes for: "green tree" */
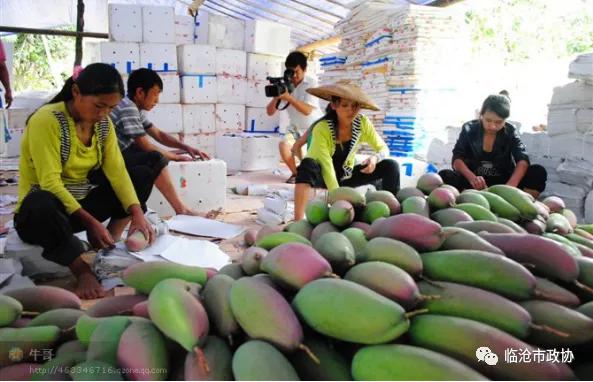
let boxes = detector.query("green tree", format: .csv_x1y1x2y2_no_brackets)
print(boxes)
12,26,75,92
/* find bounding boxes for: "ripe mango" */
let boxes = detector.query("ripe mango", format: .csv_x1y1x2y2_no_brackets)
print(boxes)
261,243,333,289
201,274,239,340
521,300,593,346
0,295,22,327
496,217,526,233
534,276,580,307
232,340,299,381
440,227,504,254
479,232,579,282
479,190,521,221
341,227,368,262
409,314,574,380
27,308,84,330
255,232,312,250
32,351,86,381
457,191,490,209
427,187,456,210
148,279,209,352
117,321,169,380
345,262,421,309
416,173,443,195
547,213,574,234
185,336,233,381
5,286,81,313
366,190,400,215
122,262,208,294
401,196,430,218
293,278,409,344
362,200,390,223
455,220,517,234
367,213,445,252
454,203,497,221
305,200,330,225
362,237,422,276
310,221,339,244
313,232,355,268
417,281,532,338
86,295,147,318
329,200,355,227
230,277,304,352
421,250,536,300
543,196,565,213
328,186,365,207
431,208,473,227
218,263,245,280
487,184,538,220
86,316,131,366
285,219,314,240
240,246,267,275
396,187,425,202
352,344,487,380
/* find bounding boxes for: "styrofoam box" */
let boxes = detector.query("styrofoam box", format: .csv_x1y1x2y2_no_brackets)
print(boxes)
244,20,291,58
177,45,216,75
215,104,245,133
195,11,209,44
3,108,31,157
208,14,245,50
85,42,139,75
108,4,142,42
182,104,216,134
140,43,178,73
145,104,183,134
183,133,216,157
147,160,226,217
142,6,175,44
547,107,593,136
180,75,217,104
246,79,270,108
159,73,180,104
217,76,246,105
245,107,280,133
175,15,195,45
216,133,280,171
216,49,246,76
246,53,283,80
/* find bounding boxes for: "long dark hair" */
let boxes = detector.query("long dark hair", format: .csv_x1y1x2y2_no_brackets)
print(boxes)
48,63,125,104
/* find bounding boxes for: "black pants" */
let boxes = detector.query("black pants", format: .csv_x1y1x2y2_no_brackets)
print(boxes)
296,158,400,196
14,167,154,267
122,144,169,180
438,164,547,193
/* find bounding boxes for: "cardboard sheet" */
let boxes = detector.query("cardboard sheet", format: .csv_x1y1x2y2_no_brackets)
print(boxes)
167,215,245,239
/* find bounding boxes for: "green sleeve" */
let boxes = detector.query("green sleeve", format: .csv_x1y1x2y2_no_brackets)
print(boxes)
101,120,141,212
307,123,339,191
27,111,82,214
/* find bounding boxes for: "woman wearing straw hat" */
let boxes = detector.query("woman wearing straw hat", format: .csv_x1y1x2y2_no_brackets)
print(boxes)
293,81,400,221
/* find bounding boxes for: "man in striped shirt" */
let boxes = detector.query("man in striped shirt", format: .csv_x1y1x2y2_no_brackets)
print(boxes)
110,68,215,217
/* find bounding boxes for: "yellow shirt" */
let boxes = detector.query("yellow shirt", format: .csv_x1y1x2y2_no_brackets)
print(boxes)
16,102,140,215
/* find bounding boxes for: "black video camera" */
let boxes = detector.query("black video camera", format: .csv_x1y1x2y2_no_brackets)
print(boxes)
265,68,295,98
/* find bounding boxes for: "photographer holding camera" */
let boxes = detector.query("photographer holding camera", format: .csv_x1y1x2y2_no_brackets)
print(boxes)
266,51,322,184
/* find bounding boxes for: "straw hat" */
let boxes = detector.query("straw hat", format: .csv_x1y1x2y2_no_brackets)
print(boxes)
306,80,380,111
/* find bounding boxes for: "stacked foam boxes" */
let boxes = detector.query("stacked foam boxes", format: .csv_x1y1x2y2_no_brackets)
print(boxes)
214,19,290,172
319,2,466,187
524,53,593,223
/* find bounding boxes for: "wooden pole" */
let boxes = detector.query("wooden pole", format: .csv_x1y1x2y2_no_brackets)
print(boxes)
0,26,108,39
74,0,85,66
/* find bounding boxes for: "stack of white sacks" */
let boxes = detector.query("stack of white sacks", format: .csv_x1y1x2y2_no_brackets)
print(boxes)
522,53,593,223
85,4,292,172
319,2,467,187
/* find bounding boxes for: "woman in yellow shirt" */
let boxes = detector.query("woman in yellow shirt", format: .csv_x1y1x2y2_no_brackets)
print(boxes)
15,63,154,299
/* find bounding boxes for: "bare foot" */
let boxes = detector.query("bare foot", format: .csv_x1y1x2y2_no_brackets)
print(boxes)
75,271,106,300
176,207,222,220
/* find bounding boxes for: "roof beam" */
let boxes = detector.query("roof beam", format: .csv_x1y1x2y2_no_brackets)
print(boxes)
0,25,108,39
297,35,341,52
265,0,338,25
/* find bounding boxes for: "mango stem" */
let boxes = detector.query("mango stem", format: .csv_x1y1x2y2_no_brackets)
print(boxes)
405,308,429,319
325,272,341,279
419,294,441,301
298,343,320,364
194,347,210,374
574,280,593,295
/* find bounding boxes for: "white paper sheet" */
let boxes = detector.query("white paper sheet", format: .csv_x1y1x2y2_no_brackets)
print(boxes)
160,238,229,269
167,215,245,239
0,272,14,286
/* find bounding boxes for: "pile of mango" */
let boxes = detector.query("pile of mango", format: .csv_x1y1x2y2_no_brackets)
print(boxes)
3,173,593,380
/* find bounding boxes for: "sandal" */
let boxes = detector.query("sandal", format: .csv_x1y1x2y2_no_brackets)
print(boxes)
285,175,296,184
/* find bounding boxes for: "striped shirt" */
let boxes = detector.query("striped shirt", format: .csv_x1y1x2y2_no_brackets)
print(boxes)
110,97,153,150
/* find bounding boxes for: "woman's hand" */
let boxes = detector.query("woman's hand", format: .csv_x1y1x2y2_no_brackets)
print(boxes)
128,206,155,244
470,175,487,190
87,219,115,250
361,155,377,174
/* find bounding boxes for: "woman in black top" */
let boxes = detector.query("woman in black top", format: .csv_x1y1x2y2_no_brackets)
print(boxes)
439,94,546,198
